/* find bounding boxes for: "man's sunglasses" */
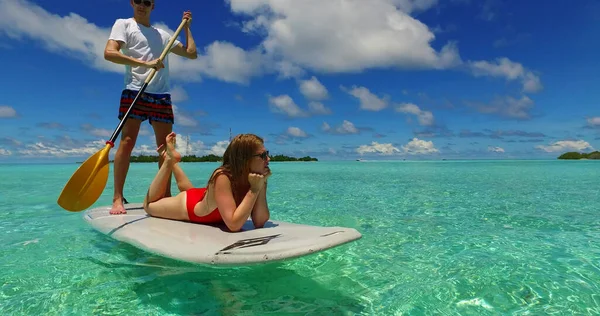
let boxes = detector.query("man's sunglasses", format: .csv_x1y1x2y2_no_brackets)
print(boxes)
254,151,269,160
133,0,152,7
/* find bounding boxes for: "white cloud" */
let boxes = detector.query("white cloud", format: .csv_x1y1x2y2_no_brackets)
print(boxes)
357,138,438,156
17,139,106,158
322,120,359,134
275,60,306,79
268,94,307,118
12,135,152,158
227,0,461,74
467,95,535,120
586,117,600,127
357,142,401,155
402,138,439,155
170,85,188,103
269,88,331,118
1,0,542,92
172,104,198,127
139,125,151,137
343,86,389,111
182,41,264,85
488,146,505,153
299,76,328,100
175,134,205,156
0,105,17,118
11,133,211,158
308,102,332,115
0,148,12,156
536,140,593,153
287,127,308,138
81,124,111,138
0,0,122,74
131,144,160,156
391,0,440,13
468,57,543,93
395,103,434,126
0,137,21,146
339,121,359,134
207,140,230,156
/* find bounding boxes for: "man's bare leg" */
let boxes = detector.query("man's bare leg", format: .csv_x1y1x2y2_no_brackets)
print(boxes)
151,121,173,197
157,144,193,192
111,119,142,215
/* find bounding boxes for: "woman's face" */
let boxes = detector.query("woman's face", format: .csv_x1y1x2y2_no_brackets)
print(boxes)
249,144,270,175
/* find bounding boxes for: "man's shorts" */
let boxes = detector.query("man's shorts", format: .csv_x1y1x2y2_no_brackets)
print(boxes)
118,89,174,125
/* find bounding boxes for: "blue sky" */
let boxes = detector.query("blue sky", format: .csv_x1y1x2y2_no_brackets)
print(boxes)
1,0,599,162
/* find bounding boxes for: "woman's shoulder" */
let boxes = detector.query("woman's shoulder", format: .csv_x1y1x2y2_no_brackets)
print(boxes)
209,167,232,184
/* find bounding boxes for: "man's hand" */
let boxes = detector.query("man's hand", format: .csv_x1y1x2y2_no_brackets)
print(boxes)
183,10,192,27
145,58,164,70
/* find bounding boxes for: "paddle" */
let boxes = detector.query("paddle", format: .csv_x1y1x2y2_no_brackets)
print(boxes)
57,17,189,212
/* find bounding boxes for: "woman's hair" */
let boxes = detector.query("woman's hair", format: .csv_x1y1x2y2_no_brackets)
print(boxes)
207,133,264,203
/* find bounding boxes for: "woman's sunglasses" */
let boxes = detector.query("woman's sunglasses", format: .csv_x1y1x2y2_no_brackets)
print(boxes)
254,151,269,160
133,0,152,7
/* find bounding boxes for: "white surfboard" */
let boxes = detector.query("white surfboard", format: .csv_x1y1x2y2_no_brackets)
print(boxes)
83,203,362,266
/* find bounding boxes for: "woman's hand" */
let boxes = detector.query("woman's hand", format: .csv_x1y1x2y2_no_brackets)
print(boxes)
263,167,272,181
248,173,265,192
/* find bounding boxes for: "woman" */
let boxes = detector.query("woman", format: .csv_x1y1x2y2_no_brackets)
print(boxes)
142,132,271,232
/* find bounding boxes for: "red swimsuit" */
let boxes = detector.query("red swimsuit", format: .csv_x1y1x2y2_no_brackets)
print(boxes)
185,187,223,224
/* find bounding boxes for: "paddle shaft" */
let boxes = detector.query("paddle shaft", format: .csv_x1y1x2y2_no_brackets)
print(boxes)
107,18,189,147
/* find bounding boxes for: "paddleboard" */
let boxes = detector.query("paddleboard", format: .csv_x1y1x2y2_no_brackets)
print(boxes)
83,203,362,266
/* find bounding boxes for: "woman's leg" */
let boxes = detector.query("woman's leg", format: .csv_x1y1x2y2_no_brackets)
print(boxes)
145,140,179,204
144,191,188,221
173,164,194,192
143,132,188,221
157,144,193,192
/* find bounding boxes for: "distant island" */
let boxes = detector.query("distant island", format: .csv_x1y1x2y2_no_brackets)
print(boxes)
117,154,318,163
557,151,600,160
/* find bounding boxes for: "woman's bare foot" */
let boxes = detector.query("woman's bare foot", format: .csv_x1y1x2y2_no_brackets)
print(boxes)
164,132,181,164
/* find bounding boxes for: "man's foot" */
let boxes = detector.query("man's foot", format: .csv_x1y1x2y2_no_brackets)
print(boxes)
110,198,127,215
164,132,181,164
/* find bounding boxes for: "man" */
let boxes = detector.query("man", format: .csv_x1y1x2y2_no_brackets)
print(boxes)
103,0,197,215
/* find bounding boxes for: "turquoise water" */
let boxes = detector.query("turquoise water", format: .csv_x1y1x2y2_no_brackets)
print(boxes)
1,160,599,315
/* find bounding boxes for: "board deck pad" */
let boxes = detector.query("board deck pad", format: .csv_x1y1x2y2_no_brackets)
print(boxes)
83,203,362,265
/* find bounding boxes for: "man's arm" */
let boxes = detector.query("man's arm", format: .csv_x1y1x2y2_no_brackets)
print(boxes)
104,40,149,67
170,27,197,59
251,181,270,228
170,11,197,59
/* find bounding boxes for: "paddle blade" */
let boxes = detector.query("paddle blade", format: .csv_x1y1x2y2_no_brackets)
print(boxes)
57,145,111,212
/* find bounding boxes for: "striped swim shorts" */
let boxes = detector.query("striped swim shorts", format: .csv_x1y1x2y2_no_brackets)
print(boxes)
118,89,174,125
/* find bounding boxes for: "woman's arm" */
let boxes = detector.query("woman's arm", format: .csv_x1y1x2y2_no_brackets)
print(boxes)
251,181,270,228
213,174,262,232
